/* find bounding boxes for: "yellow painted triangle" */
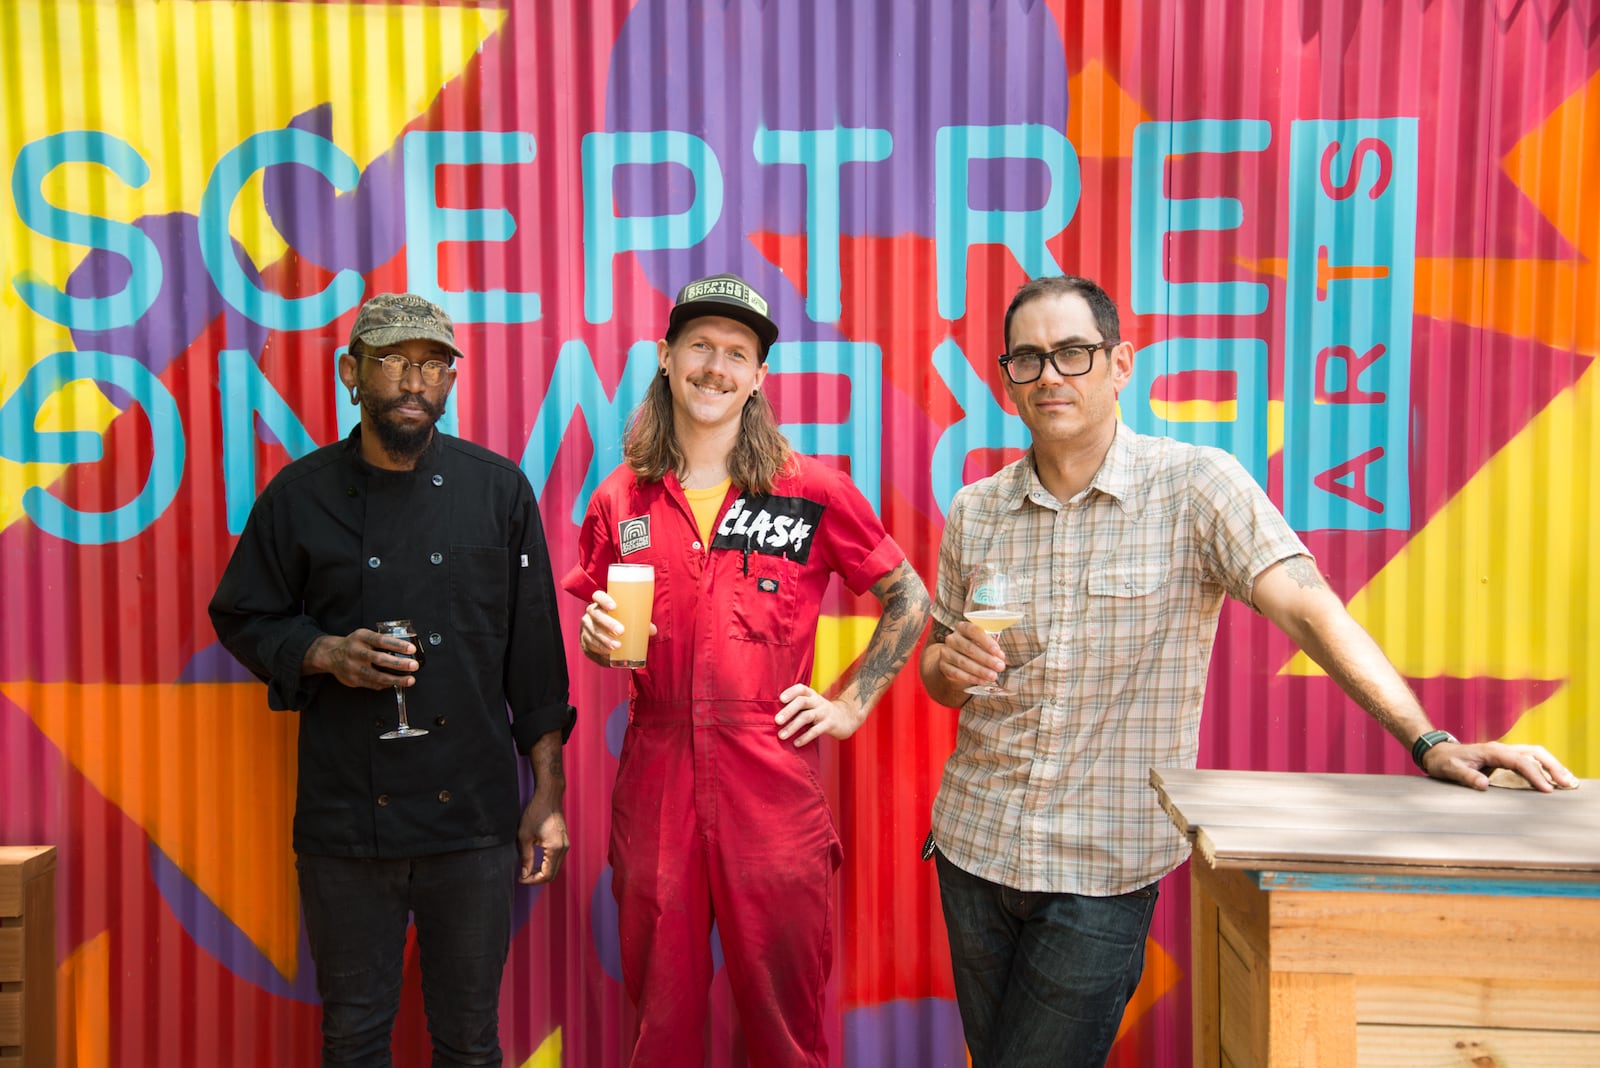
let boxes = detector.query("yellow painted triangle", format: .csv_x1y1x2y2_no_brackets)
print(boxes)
515,1028,563,1068
1,0,504,531
1067,59,1151,159
2,680,303,978
811,615,881,693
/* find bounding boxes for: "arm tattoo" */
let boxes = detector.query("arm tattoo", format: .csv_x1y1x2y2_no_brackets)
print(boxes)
848,563,933,705
929,620,953,645
1282,556,1327,592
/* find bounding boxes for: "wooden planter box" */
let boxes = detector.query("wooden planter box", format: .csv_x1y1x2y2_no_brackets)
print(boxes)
1152,769,1600,1067
0,846,56,1068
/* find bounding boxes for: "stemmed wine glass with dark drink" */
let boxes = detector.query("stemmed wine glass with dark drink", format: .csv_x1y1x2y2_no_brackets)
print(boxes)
375,619,429,739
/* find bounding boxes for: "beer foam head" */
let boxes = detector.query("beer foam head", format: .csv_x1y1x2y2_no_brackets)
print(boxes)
608,563,654,583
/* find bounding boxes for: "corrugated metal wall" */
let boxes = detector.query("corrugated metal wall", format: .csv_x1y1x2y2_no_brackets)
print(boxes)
2,1,1594,1064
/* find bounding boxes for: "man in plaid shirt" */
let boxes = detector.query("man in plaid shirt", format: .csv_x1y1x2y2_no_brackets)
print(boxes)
918,275,1577,1067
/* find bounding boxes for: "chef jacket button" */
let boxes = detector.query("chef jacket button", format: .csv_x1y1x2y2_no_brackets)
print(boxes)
428,632,441,645
434,716,448,727
368,556,381,568
432,474,444,487
376,794,391,807
430,552,443,565
692,540,702,550
437,790,452,803
346,486,357,498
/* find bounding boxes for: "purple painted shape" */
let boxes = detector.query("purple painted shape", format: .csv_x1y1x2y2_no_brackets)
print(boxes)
842,998,968,1067
147,840,322,1003
591,864,723,986
66,212,271,374
178,641,260,684
262,104,407,275
608,0,1069,342
592,865,624,982
605,698,628,758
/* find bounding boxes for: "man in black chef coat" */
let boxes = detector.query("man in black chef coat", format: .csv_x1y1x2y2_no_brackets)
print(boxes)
210,293,575,1067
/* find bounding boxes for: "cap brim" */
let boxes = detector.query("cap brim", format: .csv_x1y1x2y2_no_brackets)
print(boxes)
354,325,464,362
669,300,779,355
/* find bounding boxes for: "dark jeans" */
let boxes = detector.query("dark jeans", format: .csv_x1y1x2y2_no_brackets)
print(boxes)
935,849,1158,1068
297,844,517,1068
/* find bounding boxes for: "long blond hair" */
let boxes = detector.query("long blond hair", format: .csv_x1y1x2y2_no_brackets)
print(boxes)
622,373,794,495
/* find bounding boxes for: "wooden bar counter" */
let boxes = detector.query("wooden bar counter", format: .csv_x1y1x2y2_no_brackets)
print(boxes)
1150,769,1600,1067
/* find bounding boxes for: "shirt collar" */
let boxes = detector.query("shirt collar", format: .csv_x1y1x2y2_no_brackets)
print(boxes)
1000,423,1142,516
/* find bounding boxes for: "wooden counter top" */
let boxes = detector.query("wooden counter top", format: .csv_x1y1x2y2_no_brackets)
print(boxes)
1150,768,1600,881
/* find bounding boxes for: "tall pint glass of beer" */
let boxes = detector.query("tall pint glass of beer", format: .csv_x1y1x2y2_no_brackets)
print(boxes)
607,563,655,668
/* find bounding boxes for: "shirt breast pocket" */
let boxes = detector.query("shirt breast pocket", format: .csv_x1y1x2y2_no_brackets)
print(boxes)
450,545,509,637
1085,561,1168,662
729,556,800,646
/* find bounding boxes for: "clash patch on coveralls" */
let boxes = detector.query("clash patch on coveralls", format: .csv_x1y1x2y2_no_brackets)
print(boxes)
712,495,824,564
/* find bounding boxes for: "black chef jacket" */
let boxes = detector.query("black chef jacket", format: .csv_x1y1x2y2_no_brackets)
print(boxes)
209,428,575,858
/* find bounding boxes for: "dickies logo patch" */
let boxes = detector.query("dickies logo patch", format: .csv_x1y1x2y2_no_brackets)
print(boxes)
618,516,651,556
757,577,780,594
712,494,824,563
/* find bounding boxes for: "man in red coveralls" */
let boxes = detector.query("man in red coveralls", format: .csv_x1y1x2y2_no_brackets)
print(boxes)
566,273,931,1066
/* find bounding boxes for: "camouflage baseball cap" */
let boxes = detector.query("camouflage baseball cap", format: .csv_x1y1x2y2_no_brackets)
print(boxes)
348,293,463,361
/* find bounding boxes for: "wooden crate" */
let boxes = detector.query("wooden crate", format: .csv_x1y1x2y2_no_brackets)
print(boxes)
1155,769,1600,1068
0,847,56,1068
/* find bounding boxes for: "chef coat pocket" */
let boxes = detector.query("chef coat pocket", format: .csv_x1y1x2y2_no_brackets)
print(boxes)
729,557,800,645
1085,560,1168,662
450,544,509,636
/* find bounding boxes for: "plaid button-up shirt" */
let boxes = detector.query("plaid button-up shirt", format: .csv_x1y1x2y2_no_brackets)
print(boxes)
930,424,1310,895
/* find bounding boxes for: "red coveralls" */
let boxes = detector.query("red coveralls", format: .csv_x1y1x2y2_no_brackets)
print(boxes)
565,456,902,1067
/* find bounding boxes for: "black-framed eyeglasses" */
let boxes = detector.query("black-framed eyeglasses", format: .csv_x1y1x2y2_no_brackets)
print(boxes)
998,341,1118,384
362,353,454,386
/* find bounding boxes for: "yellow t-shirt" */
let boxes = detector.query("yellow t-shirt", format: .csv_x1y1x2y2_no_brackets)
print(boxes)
683,478,732,547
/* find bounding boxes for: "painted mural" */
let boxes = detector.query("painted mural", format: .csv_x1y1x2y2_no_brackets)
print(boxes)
2,0,1595,1064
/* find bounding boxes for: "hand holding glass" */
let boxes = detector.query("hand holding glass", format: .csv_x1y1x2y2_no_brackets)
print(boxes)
374,619,428,739
963,567,1026,697
607,564,655,668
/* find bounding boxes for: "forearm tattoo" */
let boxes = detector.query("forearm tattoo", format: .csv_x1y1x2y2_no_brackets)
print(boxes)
929,620,953,644
851,564,932,702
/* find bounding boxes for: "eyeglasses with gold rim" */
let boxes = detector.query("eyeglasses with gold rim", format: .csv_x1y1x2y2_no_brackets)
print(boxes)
361,353,454,386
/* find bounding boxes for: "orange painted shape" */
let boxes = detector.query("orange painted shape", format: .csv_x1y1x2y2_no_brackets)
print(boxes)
1503,71,1600,257
1115,935,1181,1042
1067,59,1151,159
4,681,300,980
57,930,110,1068
1316,247,1389,299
